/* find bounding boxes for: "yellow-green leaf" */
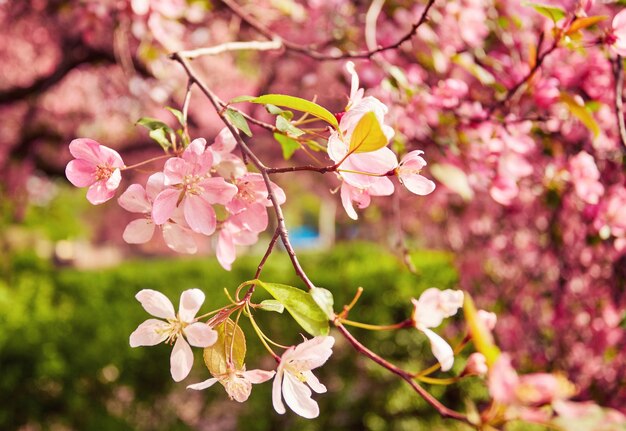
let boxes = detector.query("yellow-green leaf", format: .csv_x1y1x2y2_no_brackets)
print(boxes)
430,163,474,201
257,280,329,336
348,111,388,154
251,94,338,129
524,2,566,22
463,293,500,367
560,93,600,138
203,318,246,376
566,15,608,34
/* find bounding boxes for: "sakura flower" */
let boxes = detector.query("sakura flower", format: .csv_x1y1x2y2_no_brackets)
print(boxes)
118,173,198,254
609,10,626,56
463,352,488,376
152,138,238,235
273,336,335,419
396,150,436,196
216,216,260,271
569,151,604,205
209,128,247,179
65,138,125,205
130,289,218,382
187,367,275,402
226,173,286,232
340,180,393,220
411,288,464,372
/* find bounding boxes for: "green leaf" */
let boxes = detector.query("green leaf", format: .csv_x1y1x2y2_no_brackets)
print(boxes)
225,108,252,137
229,95,256,104
165,107,185,127
560,93,600,138
136,117,173,133
566,15,608,34
251,94,338,129
274,133,300,160
523,2,566,22
203,318,246,376
258,299,285,313
148,128,172,150
276,116,305,137
310,287,335,320
348,111,388,153
463,293,500,368
256,280,330,336
430,163,474,201
452,53,496,86
265,104,294,120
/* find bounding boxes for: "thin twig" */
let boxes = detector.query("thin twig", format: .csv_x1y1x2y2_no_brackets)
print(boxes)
334,322,471,424
613,55,626,148
172,53,316,290
255,228,281,279
219,0,436,61
177,39,283,59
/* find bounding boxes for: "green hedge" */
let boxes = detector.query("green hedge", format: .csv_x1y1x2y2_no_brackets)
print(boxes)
0,244,485,431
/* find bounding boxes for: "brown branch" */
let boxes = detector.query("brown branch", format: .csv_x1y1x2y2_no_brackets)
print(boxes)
172,52,316,290
266,164,336,174
219,0,437,61
334,322,472,425
613,55,626,148
255,228,281,279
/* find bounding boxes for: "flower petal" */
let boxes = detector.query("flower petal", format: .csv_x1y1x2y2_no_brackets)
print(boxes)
184,194,217,236
123,219,155,244
282,372,319,419
187,377,219,391
401,174,436,196
152,188,181,225
199,177,238,205
162,223,197,254
184,322,217,348
302,370,326,393
69,138,105,164
216,228,236,271
118,184,151,213
289,336,335,371
170,336,194,382
244,369,276,384
421,327,455,372
272,370,286,415
136,289,176,319
179,288,205,322
129,319,170,347
86,179,118,205
65,159,96,187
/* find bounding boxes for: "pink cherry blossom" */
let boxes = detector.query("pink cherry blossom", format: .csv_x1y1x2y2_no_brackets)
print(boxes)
463,352,488,376
152,138,238,235
216,216,259,271
226,173,286,232
118,173,198,253
569,151,604,205
411,288,464,371
273,336,334,419
339,180,394,220
65,138,125,205
609,10,626,56
396,150,436,196
187,368,275,402
210,127,247,179
432,79,469,109
129,289,218,382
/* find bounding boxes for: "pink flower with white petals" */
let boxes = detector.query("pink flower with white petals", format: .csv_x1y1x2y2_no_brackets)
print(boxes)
65,138,125,205
339,180,394,220
397,150,436,196
130,289,218,382
609,10,626,56
569,151,604,205
273,336,334,419
152,138,238,235
216,216,259,271
411,288,464,372
118,173,198,254
187,367,275,402
226,173,286,232
210,128,247,179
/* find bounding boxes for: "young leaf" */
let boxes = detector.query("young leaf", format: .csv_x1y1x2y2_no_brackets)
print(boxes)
225,108,252,137
258,299,285,313
149,128,172,150
229,95,256,104
251,94,338,129
276,116,305,137
310,287,335,320
256,280,330,336
430,163,474,201
274,133,300,160
136,117,173,133
523,2,566,22
560,93,600,138
348,111,388,154
463,293,500,368
566,15,608,34
203,318,246,376
166,107,185,127
265,104,294,120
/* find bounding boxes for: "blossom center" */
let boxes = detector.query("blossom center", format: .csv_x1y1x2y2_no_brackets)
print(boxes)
181,174,204,195
95,164,114,181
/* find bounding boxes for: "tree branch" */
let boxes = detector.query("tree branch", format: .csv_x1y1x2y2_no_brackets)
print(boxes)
613,55,626,148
